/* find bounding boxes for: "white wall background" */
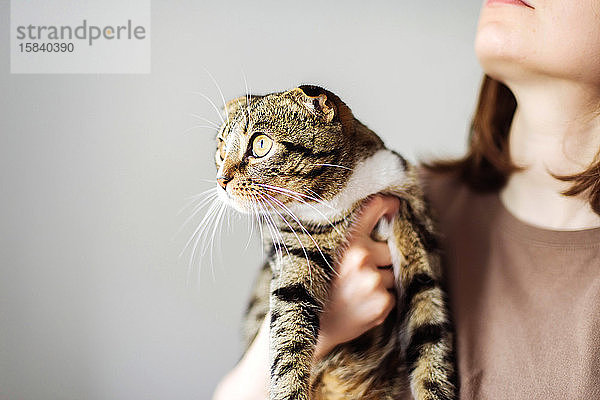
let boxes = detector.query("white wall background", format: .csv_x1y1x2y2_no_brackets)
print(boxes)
0,1,483,399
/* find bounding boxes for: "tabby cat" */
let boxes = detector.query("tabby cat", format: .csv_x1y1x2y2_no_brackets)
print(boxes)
213,85,456,400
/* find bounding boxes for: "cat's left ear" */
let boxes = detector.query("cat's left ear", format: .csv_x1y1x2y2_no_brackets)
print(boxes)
290,85,337,123
223,96,248,117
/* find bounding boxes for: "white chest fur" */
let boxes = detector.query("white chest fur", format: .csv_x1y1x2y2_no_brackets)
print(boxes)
290,149,408,224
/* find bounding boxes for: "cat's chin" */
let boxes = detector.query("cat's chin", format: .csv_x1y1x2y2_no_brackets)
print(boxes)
217,186,260,215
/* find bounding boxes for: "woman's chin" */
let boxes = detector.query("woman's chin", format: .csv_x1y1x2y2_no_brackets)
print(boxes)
475,24,533,84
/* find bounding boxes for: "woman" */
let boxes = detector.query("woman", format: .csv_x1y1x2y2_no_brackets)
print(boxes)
214,0,600,398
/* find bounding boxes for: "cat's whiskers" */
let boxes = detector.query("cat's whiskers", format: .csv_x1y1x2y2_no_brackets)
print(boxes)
241,70,252,123
255,183,337,212
194,179,219,185
250,193,266,260
243,197,256,253
262,187,343,236
269,196,332,265
256,193,308,288
259,191,337,280
180,198,219,257
259,197,293,270
256,196,285,265
176,191,219,236
191,200,224,283
304,187,326,202
190,91,225,125
204,201,227,281
181,124,219,136
304,187,349,225
264,201,289,264
203,67,230,125
189,113,221,129
181,189,218,214
257,185,343,236
207,201,228,281
255,198,286,289
310,163,354,171
257,192,305,262
181,197,221,285
234,97,248,130
244,192,264,253
178,187,218,215
256,200,276,261
258,193,316,287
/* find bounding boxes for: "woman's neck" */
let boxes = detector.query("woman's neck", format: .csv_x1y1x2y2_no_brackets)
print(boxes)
501,79,600,230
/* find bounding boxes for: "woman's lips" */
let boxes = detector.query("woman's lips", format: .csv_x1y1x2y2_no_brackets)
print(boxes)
486,0,534,9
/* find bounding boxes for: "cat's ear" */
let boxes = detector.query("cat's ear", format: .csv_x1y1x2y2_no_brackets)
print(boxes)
223,96,248,117
290,85,337,123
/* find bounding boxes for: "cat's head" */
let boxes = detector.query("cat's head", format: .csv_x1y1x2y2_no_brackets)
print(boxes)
214,85,383,214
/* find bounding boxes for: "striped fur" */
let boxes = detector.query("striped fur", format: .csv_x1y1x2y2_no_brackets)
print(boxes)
215,86,456,399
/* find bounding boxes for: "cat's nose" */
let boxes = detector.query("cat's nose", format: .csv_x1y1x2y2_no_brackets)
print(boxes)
217,176,232,189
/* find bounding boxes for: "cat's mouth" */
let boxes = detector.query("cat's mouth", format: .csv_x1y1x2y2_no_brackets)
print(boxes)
216,180,298,216
216,184,249,213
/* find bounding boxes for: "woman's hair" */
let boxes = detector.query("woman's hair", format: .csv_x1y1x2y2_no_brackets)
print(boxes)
426,74,600,216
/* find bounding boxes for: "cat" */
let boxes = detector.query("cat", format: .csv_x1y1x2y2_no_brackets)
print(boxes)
213,85,456,400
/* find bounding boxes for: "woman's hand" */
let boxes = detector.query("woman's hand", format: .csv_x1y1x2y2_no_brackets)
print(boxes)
314,195,400,360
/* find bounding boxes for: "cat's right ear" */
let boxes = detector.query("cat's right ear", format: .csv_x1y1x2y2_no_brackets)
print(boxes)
289,86,336,123
289,85,354,128
223,96,248,118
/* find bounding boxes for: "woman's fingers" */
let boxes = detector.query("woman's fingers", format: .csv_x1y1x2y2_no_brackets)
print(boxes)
372,291,396,327
341,239,393,273
342,240,395,289
377,266,396,290
370,241,393,267
351,196,400,237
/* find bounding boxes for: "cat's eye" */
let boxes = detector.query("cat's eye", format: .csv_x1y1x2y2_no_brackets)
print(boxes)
251,134,273,158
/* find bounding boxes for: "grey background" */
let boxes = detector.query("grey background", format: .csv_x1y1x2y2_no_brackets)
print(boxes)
0,1,482,399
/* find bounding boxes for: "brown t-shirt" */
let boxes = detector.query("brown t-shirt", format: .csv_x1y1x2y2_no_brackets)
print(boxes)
422,171,600,400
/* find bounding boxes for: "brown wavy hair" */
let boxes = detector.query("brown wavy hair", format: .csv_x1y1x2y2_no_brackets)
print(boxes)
426,74,600,216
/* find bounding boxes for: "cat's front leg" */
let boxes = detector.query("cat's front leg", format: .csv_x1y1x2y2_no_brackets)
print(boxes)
379,199,457,400
268,264,326,400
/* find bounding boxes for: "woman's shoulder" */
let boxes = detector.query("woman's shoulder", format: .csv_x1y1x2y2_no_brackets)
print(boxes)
416,165,502,239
